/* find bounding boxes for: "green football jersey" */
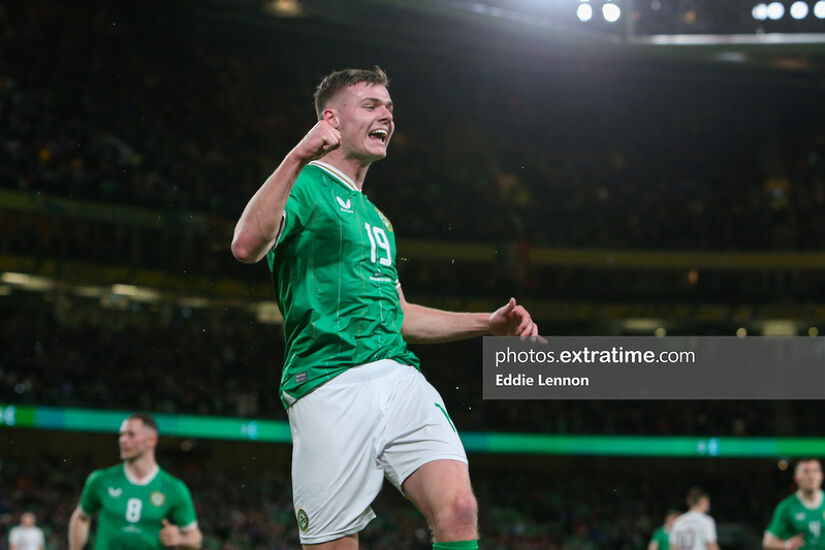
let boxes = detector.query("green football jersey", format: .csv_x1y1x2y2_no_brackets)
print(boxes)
766,491,825,548
266,161,420,408
79,464,197,550
650,526,670,550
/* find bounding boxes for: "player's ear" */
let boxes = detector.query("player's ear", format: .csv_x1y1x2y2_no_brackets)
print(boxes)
322,108,339,129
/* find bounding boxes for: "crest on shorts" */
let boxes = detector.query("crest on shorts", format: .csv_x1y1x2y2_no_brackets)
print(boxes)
375,208,393,232
150,491,166,507
297,509,309,532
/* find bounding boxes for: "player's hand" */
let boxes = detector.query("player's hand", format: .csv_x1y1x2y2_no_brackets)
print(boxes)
785,534,805,550
159,519,182,547
488,297,546,343
292,120,341,163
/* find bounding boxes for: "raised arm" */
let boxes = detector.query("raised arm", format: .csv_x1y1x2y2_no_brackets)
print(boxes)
231,121,341,263
398,286,541,344
68,507,91,550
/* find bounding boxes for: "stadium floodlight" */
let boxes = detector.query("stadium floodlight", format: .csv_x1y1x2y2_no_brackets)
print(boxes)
602,2,621,22
767,1,785,19
752,3,769,20
577,3,593,22
815,0,825,18
790,1,809,18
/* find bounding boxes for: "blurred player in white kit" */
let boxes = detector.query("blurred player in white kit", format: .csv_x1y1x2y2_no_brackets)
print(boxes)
9,512,45,550
670,488,720,550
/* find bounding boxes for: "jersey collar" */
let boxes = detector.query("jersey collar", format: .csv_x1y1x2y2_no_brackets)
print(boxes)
796,489,824,510
123,462,160,486
309,161,361,193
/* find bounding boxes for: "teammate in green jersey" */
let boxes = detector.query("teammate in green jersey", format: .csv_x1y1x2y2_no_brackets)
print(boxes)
649,510,680,550
764,458,825,550
232,67,541,550
68,413,202,550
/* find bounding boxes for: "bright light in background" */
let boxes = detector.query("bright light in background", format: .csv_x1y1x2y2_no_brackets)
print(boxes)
603,2,621,22
790,1,809,18
622,318,663,332
752,3,768,20
577,3,593,22
815,0,825,18
767,1,785,19
0,272,54,291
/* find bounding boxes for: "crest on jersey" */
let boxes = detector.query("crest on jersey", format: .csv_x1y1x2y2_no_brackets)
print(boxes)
150,491,166,507
108,487,122,498
297,509,309,532
375,208,393,232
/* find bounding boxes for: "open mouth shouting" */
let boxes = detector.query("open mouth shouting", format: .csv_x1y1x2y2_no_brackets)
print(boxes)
368,128,389,144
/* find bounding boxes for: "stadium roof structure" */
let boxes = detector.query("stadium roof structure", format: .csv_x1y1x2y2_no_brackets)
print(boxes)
203,0,825,74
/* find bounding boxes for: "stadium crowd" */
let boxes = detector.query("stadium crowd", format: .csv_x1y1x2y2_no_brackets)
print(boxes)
3,0,825,253
2,3,824,547
0,451,782,549
3,300,822,437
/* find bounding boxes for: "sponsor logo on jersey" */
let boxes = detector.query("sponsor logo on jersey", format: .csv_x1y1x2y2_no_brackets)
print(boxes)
150,491,166,507
336,196,353,213
375,208,393,232
295,372,307,384
297,509,309,532
108,487,123,498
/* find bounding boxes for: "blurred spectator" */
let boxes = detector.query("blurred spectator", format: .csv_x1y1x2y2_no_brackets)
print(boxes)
8,512,45,550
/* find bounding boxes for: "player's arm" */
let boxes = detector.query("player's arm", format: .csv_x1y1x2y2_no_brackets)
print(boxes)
160,519,202,549
708,543,721,550
764,500,803,550
647,541,658,550
398,286,542,344
231,120,341,263
763,532,804,550
68,507,92,550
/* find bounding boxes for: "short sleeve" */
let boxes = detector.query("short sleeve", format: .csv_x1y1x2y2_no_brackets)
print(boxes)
36,527,45,546
78,470,103,515
8,527,20,545
276,171,317,248
704,516,717,542
170,480,198,530
766,501,791,539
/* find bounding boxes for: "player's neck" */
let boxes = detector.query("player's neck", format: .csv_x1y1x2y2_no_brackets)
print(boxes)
124,455,159,484
797,488,823,506
318,152,371,190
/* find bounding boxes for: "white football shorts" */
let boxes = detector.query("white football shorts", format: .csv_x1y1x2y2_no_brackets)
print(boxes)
287,359,468,544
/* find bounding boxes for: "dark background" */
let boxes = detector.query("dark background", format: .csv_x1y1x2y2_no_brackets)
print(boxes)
2,0,825,548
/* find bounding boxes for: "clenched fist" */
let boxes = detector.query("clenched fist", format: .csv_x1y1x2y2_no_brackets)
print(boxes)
292,120,341,163
159,518,182,547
